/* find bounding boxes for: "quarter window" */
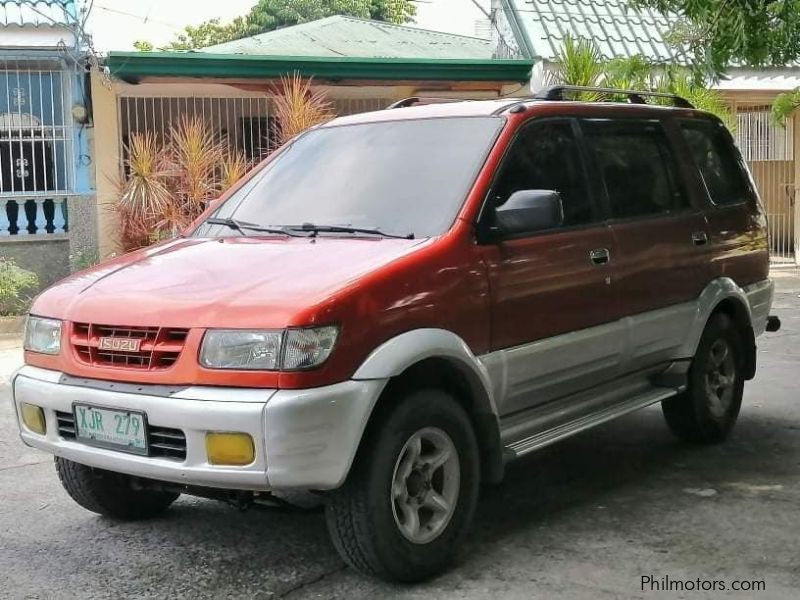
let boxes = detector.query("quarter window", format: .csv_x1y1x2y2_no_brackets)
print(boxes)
582,119,688,219
679,120,755,206
489,120,594,227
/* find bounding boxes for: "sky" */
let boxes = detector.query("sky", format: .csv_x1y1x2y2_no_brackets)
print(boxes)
83,0,490,52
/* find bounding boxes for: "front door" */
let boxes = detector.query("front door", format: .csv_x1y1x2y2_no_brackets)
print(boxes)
478,118,621,416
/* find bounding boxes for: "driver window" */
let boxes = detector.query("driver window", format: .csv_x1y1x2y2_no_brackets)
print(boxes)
489,120,595,227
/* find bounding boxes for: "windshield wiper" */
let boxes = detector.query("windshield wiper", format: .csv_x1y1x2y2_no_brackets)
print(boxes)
206,217,303,237
284,223,415,240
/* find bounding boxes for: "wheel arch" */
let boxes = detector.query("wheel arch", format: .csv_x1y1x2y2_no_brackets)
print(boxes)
681,278,757,380
353,329,504,484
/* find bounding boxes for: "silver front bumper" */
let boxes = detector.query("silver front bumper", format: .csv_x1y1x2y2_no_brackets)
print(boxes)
12,366,386,491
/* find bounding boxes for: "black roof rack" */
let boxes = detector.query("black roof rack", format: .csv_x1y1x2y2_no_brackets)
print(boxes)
386,97,470,109
533,85,694,109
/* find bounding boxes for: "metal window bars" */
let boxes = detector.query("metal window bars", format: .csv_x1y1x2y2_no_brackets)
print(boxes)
0,56,73,195
117,95,393,176
1,55,73,236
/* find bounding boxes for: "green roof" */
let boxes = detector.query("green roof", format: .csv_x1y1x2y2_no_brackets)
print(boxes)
106,52,533,84
201,15,493,60
501,0,684,62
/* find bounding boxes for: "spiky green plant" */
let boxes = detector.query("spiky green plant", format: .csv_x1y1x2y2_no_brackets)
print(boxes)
221,150,250,192
549,35,606,101
167,115,224,214
271,73,334,146
116,132,173,249
604,55,656,92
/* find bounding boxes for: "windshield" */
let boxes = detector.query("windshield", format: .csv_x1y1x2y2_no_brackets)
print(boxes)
193,116,503,239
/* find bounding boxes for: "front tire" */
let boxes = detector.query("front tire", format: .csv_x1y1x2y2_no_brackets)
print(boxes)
662,313,745,443
55,458,179,520
325,389,480,582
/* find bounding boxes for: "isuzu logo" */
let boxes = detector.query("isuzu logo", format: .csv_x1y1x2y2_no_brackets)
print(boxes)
98,337,142,352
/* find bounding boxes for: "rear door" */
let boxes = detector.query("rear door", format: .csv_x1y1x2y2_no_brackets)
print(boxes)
676,118,770,286
478,118,622,416
580,118,709,371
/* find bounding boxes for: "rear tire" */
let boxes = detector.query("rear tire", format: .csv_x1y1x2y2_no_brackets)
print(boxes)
55,458,179,520
325,388,480,582
662,313,745,444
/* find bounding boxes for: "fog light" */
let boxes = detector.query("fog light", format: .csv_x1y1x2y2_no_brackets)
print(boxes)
206,432,255,466
20,403,46,435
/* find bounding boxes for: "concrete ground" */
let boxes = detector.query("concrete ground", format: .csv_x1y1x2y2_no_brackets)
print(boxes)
1,275,799,600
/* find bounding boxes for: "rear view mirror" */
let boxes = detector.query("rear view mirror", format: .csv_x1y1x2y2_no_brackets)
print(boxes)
494,189,564,236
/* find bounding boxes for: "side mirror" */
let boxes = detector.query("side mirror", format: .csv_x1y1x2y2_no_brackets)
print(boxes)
494,189,564,237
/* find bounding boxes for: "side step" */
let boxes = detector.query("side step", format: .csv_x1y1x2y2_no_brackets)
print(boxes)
505,387,678,459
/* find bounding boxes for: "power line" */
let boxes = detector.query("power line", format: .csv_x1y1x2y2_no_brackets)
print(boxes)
91,2,182,29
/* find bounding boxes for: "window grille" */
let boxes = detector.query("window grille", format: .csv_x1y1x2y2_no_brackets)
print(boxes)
734,107,794,162
0,58,73,194
118,96,272,171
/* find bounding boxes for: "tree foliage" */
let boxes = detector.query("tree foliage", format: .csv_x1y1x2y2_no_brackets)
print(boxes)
135,0,416,51
631,0,800,79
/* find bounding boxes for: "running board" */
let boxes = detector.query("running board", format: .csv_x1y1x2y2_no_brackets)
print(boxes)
505,388,678,459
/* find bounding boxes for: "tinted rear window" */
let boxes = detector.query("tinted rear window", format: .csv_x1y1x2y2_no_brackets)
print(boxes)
679,120,755,206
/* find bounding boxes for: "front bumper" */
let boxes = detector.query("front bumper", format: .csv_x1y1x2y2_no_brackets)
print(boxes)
12,366,386,491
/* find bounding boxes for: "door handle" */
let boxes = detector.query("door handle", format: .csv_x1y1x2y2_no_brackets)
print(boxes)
589,248,610,265
691,231,708,246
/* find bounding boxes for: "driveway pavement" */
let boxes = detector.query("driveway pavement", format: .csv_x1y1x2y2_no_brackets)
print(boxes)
1,275,799,599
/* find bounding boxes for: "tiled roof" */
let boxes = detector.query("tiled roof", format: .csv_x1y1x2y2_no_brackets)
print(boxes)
201,15,494,59
504,0,684,62
0,0,77,27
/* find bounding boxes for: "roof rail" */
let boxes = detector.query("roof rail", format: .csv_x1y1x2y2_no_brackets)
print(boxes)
386,97,467,109
533,85,694,109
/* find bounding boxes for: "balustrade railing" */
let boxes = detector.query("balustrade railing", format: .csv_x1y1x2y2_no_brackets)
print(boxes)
0,196,68,236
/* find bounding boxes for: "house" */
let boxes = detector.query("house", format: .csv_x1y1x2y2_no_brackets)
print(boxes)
0,0,97,286
91,15,533,257
491,0,800,265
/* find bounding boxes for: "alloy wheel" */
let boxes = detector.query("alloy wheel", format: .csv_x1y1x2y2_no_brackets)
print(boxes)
390,427,460,544
704,338,737,419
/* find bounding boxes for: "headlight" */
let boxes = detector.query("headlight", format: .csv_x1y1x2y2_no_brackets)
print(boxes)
200,325,339,371
24,316,62,355
200,330,283,370
283,325,339,370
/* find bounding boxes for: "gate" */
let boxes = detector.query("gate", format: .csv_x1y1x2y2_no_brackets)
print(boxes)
734,106,797,265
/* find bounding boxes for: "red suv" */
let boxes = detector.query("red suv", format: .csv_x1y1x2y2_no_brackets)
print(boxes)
14,87,779,582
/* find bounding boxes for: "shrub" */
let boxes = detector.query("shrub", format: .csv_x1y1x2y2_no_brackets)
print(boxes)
0,258,39,316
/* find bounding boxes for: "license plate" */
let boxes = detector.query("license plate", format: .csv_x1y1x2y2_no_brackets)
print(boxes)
73,404,148,455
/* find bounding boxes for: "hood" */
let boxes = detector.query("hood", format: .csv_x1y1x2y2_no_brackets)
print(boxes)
33,236,428,328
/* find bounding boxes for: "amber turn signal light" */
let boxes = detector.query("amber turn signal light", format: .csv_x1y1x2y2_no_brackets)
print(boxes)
20,403,46,435
205,432,255,466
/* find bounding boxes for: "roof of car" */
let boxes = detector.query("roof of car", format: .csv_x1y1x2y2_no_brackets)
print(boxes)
324,97,703,127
